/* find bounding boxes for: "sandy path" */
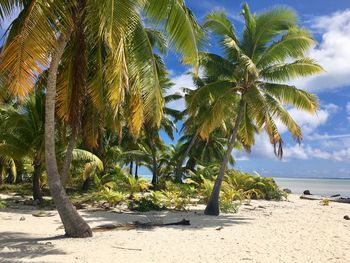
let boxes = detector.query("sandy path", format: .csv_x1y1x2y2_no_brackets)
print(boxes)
1,194,349,263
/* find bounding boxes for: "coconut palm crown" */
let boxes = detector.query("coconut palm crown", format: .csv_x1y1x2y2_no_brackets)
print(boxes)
186,4,324,215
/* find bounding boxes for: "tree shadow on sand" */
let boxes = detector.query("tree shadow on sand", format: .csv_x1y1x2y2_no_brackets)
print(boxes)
0,232,66,263
81,208,254,232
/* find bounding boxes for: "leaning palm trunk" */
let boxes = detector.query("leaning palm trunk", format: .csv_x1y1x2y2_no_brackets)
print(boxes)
45,31,92,238
32,162,43,202
129,160,133,175
204,99,245,216
147,135,158,186
135,162,139,179
174,134,197,182
60,129,78,186
149,139,158,185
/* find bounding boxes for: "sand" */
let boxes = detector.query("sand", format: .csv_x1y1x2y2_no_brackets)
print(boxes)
0,194,349,263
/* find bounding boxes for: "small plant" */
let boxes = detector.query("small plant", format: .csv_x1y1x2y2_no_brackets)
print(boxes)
220,197,240,213
320,198,330,206
161,190,191,210
224,170,284,201
123,175,151,198
95,187,126,207
198,176,214,203
0,198,6,209
128,196,164,212
165,181,197,198
219,186,242,213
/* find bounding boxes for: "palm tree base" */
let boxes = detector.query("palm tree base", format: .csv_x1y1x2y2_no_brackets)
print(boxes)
65,228,92,238
204,201,220,216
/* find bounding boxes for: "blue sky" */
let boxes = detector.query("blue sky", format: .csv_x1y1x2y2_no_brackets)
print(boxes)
1,1,350,178
165,1,350,178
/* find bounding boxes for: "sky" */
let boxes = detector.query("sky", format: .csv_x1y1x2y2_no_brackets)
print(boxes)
164,0,350,178
1,1,350,179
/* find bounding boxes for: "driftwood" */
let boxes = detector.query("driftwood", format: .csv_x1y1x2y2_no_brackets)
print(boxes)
300,195,350,204
32,211,56,217
93,219,190,232
113,246,142,251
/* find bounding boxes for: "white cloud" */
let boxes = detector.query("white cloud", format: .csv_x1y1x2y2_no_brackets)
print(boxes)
307,133,350,140
347,102,350,121
283,144,350,162
167,69,205,111
283,144,309,160
276,104,334,135
292,10,350,92
240,132,350,162
167,72,195,111
235,103,349,162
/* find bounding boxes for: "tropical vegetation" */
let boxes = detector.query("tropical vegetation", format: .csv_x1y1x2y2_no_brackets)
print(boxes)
0,1,321,238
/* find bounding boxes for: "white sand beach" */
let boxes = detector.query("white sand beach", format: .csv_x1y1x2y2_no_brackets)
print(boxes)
1,194,349,263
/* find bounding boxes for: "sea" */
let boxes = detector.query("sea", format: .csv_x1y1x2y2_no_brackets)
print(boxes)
139,174,350,197
273,177,350,197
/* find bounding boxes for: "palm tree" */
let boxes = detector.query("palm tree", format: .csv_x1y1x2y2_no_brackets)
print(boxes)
0,92,45,202
0,0,201,237
188,5,323,215
174,76,237,182
178,130,235,173
144,76,183,185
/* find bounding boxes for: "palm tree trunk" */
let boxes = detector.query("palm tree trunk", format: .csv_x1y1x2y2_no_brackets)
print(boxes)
135,162,139,180
15,160,23,183
82,177,91,192
45,31,92,238
60,130,78,186
204,99,245,216
148,137,158,185
174,134,197,182
185,157,196,172
129,160,133,175
32,162,43,203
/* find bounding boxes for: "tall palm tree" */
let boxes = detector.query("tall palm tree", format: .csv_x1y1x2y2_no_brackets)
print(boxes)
174,76,237,182
144,76,183,185
0,91,45,202
0,0,201,237
188,5,323,215
178,130,235,173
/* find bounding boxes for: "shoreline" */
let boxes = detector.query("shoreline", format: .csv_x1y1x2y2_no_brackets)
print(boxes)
1,194,349,262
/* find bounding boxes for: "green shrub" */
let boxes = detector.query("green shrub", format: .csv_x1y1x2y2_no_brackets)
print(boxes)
0,183,32,196
219,185,243,213
128,196,164,212
95,187,126,207
0,198,6,209
220,198,240,213
197,176,215,203
224,170,284,201
320,198,330,206
161,190,191,210
165,181,197,198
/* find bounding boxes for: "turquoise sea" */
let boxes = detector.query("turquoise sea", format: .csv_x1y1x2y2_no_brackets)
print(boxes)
140,173,350,197
273,177,350,197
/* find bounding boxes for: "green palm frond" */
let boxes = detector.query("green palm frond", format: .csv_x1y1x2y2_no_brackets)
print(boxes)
260,58,324,82
241,4,297,59
72,149,104,171
145,0,202,68
203,9,237,41
264,93,302,142
262,83,319,112
257,27,316,68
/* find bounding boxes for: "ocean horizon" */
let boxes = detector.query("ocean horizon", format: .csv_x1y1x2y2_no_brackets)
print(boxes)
139,174,350,197
272,177,350,197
